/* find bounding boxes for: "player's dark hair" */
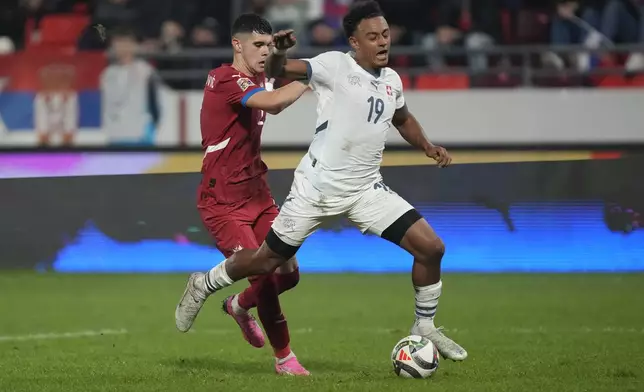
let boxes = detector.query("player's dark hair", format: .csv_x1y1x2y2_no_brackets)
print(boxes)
342,0,384,38
231,13,273,36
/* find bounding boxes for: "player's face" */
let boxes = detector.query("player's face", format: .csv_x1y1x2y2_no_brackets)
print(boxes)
111,36,137,61
351,16,391,69
233,33,274,75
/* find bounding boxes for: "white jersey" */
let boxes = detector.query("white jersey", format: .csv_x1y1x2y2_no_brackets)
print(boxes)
297,51,406,197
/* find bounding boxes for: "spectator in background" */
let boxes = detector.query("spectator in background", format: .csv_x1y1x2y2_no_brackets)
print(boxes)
378,0,433,43
156,0,231,89
186,16,222,87
543,0,605,72
320,0,351,30
544,1,605,72
547,0,644,72
0,1,23,50
596,0,644,71
245,0,320,43
159,0,232,50
19,0,63,46
190,17,220,49
377,0,432,67
79,0,171,51
246,0,270,15
308,18,344,46
100,27,160,145
0,37,15,54
265,0,308,33
422,0,503,73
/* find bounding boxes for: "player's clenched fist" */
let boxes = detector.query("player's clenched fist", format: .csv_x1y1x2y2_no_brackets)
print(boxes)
426,145,452,168
273,29,297,52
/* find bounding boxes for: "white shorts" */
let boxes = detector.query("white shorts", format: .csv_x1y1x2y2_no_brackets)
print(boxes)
272,173,415,247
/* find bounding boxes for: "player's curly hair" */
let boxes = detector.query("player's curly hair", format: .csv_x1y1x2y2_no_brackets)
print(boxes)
342,0,384,38
231,13,273,36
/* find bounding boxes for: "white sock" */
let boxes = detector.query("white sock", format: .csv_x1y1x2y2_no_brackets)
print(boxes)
230,294,247,315
414,281,442,328
203,260,234,293
276,351,295,365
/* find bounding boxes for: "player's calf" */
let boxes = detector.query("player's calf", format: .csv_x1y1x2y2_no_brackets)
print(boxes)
397,217,467,361
237,263,301,310
202,240,293,293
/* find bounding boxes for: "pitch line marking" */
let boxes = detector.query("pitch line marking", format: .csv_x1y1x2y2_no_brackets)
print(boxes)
0,328,128,343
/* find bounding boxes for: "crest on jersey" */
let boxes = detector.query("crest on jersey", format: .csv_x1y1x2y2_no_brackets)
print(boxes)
236,77,255,91
347,74,361,87
232,244,244,253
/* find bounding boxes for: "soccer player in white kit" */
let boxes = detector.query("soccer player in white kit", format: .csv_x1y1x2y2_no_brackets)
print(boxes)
176,0,468,364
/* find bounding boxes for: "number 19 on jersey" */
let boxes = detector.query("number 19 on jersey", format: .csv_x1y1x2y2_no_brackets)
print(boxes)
367,96,385,124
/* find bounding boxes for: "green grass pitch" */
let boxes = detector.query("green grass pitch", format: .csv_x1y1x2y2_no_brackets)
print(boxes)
1,273,643,392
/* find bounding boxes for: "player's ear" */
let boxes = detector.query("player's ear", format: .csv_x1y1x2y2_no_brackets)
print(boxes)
348,36,359,52
231,37,243,53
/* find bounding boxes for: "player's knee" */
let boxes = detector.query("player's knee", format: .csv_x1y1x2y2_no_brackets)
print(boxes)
415,237,445,264
278,267,300,292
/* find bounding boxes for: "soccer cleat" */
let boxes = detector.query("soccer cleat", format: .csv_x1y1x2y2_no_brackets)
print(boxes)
275,356,311,376
222,295,265,348
411,321,468,361
175,272,209,332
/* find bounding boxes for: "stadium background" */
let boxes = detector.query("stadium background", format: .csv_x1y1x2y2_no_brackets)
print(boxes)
2,1,644,275
1,2,644,391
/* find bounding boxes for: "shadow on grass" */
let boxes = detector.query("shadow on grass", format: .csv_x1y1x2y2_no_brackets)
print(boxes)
163,356,369,375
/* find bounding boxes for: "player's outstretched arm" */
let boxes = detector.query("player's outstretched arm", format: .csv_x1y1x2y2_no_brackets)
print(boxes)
392,105,452,168
265,54,309,80
265,29,309,80
244,81,309,115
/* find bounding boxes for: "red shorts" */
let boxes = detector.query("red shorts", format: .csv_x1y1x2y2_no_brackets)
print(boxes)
198,190,279,258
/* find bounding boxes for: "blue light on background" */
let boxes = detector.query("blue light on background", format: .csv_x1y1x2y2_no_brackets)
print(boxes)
52,202,644,273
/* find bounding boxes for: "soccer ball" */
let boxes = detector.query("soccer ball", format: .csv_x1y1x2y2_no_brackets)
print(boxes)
391,335,439,379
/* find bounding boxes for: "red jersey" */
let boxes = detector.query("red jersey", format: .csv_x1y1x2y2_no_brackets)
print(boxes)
199,64,270,204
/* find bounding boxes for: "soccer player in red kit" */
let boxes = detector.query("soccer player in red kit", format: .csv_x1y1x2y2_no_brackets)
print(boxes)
174,14,310,376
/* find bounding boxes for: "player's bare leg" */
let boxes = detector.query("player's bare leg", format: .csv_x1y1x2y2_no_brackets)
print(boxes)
178,241,310,375
226,257,299,349
399,218,468,361
222,258,299,351
225,251,309,375
175,262,265,349
233,257,300,312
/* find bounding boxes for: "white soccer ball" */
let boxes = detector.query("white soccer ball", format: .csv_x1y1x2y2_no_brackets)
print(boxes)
391,335,439,379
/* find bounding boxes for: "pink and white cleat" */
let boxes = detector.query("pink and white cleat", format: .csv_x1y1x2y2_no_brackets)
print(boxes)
222,295,265,348
275,355,311,376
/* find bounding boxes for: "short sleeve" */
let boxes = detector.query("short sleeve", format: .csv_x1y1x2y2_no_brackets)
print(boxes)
211,73,265,107
303,51,343,88
395,85,405,110
393,73,405,110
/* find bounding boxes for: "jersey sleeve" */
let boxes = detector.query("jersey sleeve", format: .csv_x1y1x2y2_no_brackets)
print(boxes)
303,51,343,88
393,72,406,110
213,73,265,107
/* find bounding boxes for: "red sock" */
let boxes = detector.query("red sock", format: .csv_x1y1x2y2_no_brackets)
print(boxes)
237,276,259,310
275,268,300,293
253,274,291,357
236,269,300,310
